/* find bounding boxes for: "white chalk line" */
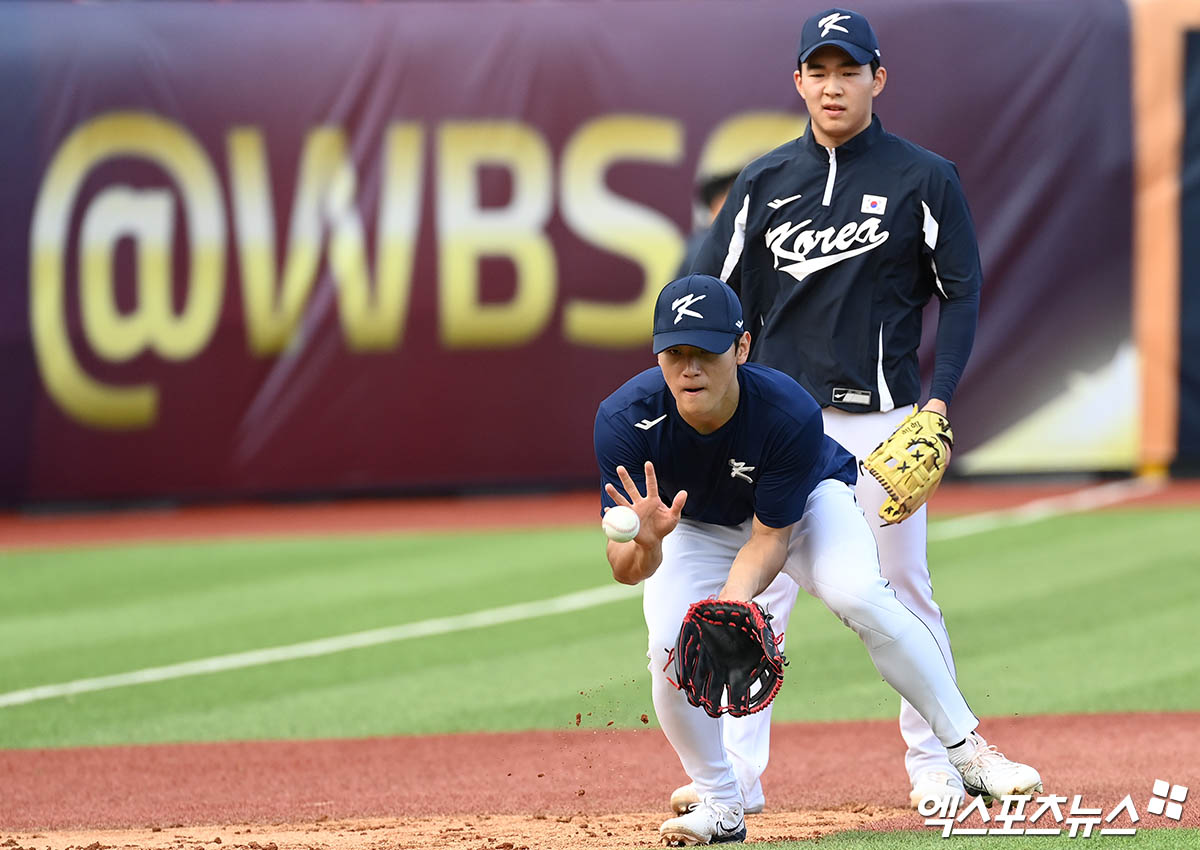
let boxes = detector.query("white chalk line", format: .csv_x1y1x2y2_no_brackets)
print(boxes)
0,583,640,708
927,477,1164,541
0,478,1163,709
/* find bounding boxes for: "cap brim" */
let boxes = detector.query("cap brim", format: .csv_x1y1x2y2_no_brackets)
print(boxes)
652,330,738,354
799,39,875,66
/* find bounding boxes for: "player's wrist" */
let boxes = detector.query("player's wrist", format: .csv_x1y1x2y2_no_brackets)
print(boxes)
717,580,756,602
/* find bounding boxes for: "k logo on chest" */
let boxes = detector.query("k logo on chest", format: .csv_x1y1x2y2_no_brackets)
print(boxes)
729,459,755,483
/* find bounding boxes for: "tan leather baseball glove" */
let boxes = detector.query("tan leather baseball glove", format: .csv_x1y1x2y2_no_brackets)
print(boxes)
861,407,954,525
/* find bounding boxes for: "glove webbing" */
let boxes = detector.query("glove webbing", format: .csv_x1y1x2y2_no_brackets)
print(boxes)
873,436,944,502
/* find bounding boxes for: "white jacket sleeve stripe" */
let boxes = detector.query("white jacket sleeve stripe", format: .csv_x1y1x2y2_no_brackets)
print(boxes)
719,194,750,283
921,200,940,250
921,201,949,299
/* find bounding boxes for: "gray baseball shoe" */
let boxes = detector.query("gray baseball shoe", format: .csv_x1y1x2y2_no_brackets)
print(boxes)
671,783,763,815
660,799,746,846
948,732,1043,805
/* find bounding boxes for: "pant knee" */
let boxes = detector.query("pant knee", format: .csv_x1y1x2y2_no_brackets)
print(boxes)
820,576,911,642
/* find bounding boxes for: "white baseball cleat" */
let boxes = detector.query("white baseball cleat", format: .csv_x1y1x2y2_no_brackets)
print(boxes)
671,783,763,815
660,799,746,846
947,732,1043,805
908,770,966,809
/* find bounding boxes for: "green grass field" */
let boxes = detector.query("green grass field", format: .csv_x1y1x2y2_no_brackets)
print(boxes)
1,506,1197,749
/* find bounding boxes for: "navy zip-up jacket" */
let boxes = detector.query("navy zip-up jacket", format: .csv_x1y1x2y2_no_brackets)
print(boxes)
691,115,981,412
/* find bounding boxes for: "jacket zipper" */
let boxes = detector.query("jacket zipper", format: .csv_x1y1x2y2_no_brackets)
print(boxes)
822,146,837,207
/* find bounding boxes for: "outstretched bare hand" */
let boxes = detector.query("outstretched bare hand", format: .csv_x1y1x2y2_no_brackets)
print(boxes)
604,461,687,546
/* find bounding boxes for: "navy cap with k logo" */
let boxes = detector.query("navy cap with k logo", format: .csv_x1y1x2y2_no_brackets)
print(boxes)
797,8,881,67
652,274,745,354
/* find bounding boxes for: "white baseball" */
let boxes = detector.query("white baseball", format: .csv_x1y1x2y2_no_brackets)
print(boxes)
602,505,641,542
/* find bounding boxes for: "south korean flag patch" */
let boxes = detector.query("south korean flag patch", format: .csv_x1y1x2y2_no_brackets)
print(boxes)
861,194,887,215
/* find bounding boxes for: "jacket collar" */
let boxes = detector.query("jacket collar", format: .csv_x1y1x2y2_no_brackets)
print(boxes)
802,114,884,161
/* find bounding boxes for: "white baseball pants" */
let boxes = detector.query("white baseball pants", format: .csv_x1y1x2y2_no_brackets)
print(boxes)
642,477,976,808
715,406,961,803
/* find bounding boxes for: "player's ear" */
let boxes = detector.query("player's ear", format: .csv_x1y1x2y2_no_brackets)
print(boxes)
735,332,751,364
793,68,803,95
872,65,887,97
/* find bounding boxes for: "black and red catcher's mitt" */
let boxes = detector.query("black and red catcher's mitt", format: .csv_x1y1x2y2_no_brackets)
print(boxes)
670,599,786,718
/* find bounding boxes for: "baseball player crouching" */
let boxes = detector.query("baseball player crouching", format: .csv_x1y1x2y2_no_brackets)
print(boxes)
593,275,1040,846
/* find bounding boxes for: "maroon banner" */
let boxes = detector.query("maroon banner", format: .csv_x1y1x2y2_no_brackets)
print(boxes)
0,0,1132,503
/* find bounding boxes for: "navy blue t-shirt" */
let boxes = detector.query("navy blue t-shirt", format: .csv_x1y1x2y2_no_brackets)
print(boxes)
594,362,857,528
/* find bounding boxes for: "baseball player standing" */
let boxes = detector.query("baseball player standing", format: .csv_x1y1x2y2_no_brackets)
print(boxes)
594,275,1039,846
684,7,987,812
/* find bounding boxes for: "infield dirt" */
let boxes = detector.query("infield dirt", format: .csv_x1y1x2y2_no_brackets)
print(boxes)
2,714,1197,848
5,479,1199,551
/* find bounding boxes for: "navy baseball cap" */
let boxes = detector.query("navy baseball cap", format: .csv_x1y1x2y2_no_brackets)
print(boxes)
797,8,881,67
652,274,745,354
